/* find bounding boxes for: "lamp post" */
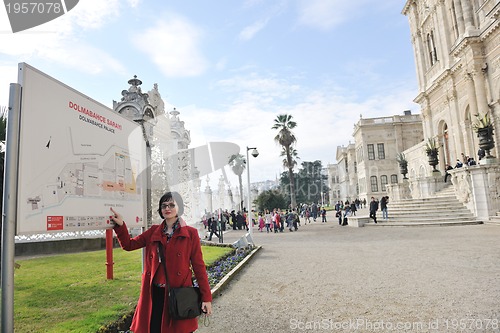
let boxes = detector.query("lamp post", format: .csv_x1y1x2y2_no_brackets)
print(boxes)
246,147,259,234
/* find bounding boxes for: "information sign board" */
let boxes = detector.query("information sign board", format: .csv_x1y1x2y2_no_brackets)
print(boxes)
16,63,147,234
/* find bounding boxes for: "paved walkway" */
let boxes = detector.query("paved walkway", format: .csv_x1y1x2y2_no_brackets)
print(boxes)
197,210,500,332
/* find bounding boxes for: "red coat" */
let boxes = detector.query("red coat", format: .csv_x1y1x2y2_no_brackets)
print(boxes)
114,219,212,333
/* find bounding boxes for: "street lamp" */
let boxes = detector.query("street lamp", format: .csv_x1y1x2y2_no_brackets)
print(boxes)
246,147,259,234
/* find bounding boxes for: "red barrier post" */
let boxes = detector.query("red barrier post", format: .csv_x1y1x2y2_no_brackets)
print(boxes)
105,228,114,280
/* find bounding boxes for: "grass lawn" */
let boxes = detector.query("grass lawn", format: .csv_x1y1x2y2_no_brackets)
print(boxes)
13,245,233,333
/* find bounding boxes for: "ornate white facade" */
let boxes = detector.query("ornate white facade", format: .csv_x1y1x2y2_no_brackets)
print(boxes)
329,112,424,203
402,0,499,172
393,0,500,220
113,77,202,226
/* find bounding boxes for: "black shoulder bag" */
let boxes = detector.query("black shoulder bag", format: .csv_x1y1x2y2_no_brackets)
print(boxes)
157,242,202,320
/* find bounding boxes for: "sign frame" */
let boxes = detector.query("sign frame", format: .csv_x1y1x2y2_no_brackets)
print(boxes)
15,63,147,235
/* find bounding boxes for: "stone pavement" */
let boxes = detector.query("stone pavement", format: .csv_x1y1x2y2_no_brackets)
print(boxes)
197,209,500,333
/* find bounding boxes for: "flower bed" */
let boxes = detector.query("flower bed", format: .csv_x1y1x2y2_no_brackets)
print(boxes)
205,246,255,288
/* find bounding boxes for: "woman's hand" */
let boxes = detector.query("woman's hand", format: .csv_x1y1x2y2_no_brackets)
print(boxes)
201,302,212,315
110,207,124,226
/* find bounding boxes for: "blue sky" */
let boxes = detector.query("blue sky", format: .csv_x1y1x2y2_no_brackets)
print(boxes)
0,0,418,184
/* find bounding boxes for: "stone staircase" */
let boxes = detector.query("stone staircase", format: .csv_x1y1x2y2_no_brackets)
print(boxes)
486,213,500,226
366,184,483,226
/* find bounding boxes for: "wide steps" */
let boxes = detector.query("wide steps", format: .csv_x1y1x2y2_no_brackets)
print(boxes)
485,213,500,225
377,185,481,225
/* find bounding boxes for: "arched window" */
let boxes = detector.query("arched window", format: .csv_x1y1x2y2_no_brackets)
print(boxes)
370,176,378,192
450,2,459,40
381,175,388,191
427,31,438,65
390,174,398,184
443,123,451,165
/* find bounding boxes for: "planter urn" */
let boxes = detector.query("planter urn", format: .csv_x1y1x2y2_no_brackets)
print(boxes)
477,125,495,158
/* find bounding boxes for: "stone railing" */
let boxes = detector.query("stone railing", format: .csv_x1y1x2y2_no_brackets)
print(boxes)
388,160,500,222
386,172,448,202
448,161,500,221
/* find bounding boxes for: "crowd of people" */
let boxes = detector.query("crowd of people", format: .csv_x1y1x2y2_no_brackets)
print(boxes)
329,196,390,225
200,202,336,239
444,150,483,182
201,196,392,241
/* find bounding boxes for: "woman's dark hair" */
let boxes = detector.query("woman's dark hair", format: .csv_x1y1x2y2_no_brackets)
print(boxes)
157,191,184,218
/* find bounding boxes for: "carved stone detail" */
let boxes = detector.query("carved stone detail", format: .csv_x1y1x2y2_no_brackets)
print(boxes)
453,172,471,203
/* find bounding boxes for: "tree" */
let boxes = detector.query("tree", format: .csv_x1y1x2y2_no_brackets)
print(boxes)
272,114,298,208
254,189,287,212
228,153,246,211
280,146,299,169
295,160,329,204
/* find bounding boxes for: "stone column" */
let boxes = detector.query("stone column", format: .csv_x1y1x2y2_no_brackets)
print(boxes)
453,0,465,36
469,167,490,221
386,180,411,202
461,0,475,34
218,175,226,209
192,174,201,222
465,72,479,116
422,102,433,139
436,0,452,65
414,32,427,86
447,91,465,159
453,165,500,220
205,178,213,214
227,184,235,210
471,68,490,116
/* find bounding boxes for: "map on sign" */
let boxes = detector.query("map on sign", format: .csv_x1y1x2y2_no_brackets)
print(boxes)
16,63,147,235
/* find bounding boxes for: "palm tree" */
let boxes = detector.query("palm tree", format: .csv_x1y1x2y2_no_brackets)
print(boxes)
228,153,246,211
272,114,297,208
280,146,299,169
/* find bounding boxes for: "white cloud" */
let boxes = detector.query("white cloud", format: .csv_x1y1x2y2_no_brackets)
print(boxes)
239,18,270,41
127,0,142,8
243,0,266,9
296,0,371,30
42,42,126,75
67,0,122,30
215,58,227,71
238,0,288,41
132,15,208,77
216,73,300,103
0,65,19,107
177,71,418,183
0,0,127,75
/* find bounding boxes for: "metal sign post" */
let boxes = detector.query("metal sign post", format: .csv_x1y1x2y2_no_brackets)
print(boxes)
1,83,22,333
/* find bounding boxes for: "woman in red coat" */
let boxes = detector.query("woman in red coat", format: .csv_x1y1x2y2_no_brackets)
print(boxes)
110,191,212,333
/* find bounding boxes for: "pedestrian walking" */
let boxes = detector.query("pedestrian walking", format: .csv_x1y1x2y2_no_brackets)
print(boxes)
380,196,389,220
369,196,379,224
274,209,281,233
258,213,265,232
264,209,272,233
208,213,220,241
231,210,237,230
342,206,349,226
350,201,357,216
311,203,318,222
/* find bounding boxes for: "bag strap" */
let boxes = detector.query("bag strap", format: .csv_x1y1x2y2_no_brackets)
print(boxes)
157,242,171,291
